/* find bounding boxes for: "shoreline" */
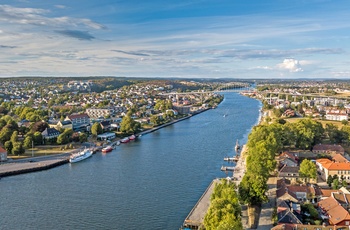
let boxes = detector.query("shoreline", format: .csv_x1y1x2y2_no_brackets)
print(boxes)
0,108,211,179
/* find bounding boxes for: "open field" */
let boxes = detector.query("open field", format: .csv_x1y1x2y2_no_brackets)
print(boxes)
9,145,79,159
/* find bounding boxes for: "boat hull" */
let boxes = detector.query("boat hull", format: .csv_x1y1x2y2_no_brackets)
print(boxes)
70,149,93,163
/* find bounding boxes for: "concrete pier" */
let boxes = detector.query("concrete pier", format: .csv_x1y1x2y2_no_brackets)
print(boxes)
0,158,69,178
182,179,220,229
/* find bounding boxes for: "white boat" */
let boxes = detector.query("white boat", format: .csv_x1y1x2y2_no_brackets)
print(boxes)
235,139,240,152
69,149,93,163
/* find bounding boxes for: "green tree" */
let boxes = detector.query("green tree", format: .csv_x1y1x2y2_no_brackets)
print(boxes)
0,127,13,144
299,159,317,182
10,131,18,143
333,178,339,190
294,119,324,150
12,142,24,155
91,122,103,136
150,115,161,126
204,179,243,230
327,175,333,188
239,172,268,205
23,136,33,149
57,133,69,145
4,140,13,154
33,131,43,145
120,115,140,133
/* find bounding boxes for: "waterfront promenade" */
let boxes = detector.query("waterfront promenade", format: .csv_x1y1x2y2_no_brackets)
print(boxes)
0,156,69,177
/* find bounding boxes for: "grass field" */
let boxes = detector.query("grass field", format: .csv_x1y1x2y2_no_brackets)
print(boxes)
9,145,79,159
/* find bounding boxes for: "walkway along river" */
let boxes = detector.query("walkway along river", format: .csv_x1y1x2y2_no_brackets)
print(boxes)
0,92,261,230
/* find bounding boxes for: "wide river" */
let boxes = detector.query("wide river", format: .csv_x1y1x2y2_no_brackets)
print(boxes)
0,92,261,230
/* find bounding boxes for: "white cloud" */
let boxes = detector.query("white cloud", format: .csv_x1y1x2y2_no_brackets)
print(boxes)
54,5,66,9
277,58,303,72
0,5,105,29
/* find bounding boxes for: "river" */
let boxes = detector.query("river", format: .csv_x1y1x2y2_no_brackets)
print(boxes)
0,92,261,230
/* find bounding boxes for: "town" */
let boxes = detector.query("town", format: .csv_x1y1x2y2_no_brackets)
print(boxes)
3,77,350,230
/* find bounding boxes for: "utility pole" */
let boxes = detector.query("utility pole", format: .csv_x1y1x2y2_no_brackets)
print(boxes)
32,140,34,157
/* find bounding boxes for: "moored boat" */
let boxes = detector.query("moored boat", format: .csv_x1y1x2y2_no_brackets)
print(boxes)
102,146,113,153
235,139,240,152
129,135,136,140
121,137,130,143
70,149,93,163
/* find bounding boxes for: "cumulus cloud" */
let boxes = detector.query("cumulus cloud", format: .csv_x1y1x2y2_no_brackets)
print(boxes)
277,58,303,72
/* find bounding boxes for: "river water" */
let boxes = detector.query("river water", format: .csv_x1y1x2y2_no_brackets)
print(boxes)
0,93,260,230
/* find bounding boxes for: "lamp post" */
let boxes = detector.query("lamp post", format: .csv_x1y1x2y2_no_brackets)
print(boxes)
32,140,34,157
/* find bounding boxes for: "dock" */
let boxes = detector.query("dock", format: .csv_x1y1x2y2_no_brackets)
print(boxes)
223,156,239,162
220,166,235,171
182,179,220,229
0,158,69,178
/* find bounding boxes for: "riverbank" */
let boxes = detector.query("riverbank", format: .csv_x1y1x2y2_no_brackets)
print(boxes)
0,109,210,179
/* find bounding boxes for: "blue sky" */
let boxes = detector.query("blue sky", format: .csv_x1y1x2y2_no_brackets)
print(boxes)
1,0,350,79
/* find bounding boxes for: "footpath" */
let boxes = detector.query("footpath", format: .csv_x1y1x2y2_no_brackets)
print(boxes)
241,176,277,230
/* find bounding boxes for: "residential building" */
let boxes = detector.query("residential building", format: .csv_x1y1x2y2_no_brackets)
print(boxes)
41,128,60,140
65,113,90,131
325,109,348,121
318,197,350,225
313,144,345,155
279,151,298,168
316,158,350,182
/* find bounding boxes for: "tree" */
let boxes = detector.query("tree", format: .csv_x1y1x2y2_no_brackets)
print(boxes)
31,121,48,133
239,172,268,205
71,132,80,142
33,131,43,145
23,136,33,149
0,127,13,144
79,132,88,143
120,115,140,133
10,131,18,143
91,122,103,136
327,175,333,188
294,119,324,150
333,178,339,190
150,115,161,126
204,179,243,230
4,140,13,154
57,133,69,145
12,142,24,155
299,159,317,182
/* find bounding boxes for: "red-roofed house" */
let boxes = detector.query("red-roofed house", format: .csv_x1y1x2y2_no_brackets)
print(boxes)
318,197,350,225
0,146,7,161
332,153,349,163
279,151,298,168
316,158,350,182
